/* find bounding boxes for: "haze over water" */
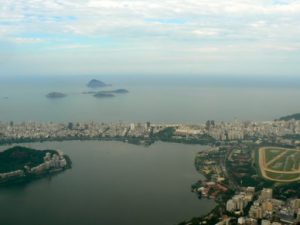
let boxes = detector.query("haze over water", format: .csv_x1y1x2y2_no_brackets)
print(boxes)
0,76,300,123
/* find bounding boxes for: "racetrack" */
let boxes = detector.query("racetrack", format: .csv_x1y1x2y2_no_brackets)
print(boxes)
258,147,300,182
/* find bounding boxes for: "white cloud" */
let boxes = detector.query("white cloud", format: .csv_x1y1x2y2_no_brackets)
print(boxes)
250,20,267,28
0,0,300,76
46,44,93,50
13,37,44,44
1,0,300,39
263,44,300,52
193,29,220,37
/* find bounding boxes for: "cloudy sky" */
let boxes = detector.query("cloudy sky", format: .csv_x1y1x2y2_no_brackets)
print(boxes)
0,0,300,76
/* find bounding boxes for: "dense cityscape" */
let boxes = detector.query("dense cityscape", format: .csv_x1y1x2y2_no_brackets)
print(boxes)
1,118,300,145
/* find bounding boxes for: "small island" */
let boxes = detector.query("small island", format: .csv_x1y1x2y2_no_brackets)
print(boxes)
87,79,109,88
92,89,129,98
0,146,72,186
94,92,115,98
46,92,67,99
112,89,129,94
83,89,129,95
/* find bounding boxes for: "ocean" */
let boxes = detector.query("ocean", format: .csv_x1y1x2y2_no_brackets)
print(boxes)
0,75,299,123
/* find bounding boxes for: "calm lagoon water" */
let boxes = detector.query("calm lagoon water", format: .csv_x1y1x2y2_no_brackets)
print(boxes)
0,141,215,225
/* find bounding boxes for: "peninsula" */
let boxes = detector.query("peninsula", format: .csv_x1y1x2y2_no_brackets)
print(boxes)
0,146,71,186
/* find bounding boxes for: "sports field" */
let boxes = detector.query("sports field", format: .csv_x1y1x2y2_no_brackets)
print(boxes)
258,147,300,182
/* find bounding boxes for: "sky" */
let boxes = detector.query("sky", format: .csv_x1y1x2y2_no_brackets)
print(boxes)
0,0,300,77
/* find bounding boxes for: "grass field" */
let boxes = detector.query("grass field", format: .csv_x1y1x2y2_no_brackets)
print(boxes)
265,148,285,163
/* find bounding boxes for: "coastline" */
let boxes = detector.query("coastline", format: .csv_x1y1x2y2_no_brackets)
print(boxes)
0,135,215,148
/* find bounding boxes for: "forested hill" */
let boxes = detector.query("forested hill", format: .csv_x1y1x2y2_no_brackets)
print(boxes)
278,113,300,121
0,146,56,173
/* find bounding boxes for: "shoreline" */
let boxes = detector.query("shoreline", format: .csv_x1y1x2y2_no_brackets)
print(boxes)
0,136,215,148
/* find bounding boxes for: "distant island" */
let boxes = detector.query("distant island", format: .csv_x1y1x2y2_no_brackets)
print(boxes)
278,113,300,121
94,92,115,98
93,89,129,98
87,79,110,88
0,146,71,186
112,89,129,94
46,92,67,99
82,89,129,98
83,89,129,95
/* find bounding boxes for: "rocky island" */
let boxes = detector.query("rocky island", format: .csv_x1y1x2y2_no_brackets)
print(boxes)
92,89,129,98
0,146,72,186
87,79,109,88
46,92,67,99
112,89,129,94
94,92,115,98
83,89,129,95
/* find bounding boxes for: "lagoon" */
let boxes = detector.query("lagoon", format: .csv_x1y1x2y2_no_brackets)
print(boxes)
0,141,215,225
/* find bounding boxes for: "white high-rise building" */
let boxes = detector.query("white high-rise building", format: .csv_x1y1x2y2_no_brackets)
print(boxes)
261,220,271,225
260,188,273,201
226,200,236,212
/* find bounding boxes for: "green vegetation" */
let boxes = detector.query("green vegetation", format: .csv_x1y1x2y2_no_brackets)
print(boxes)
278,113,300,121
282,134,300,140
0,146,56,173
265,149,284,163
154,127,175,140
0,146,72,187
266,171,300,181
274,182,300,199
153,127,215,145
